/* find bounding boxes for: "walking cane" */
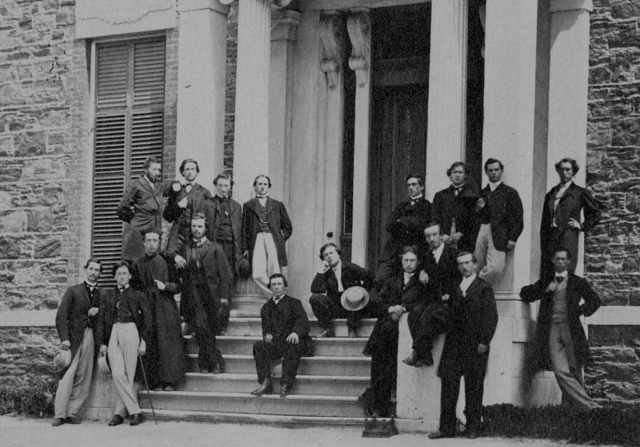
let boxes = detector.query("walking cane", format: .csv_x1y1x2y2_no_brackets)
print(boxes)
138,354,158,425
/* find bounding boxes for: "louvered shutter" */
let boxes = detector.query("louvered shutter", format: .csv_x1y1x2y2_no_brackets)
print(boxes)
91,38,166,285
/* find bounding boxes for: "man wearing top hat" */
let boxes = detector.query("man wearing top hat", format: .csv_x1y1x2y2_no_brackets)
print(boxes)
52,258,104,427
309,243,376,338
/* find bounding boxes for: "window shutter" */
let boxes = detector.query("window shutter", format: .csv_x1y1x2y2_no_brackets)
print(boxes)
91,38,166,285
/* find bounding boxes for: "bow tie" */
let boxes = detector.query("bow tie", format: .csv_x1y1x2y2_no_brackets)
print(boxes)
192,239,204,248
118,287,126,293
556,275,564,284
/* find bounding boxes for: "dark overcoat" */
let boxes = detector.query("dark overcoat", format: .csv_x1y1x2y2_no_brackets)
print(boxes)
164,183,212,257
432,181,481,252
379,197,432,262
480,183,524,252
438,277,498,377
203,195,242,259
55,283,102,359
310,262,375,302
419,243,461,300
117,176,171,260
520,274,601,371
260,294,312,353
241,197,293,267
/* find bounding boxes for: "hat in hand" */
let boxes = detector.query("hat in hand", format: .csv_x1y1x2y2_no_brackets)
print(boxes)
53,349,71,372
235,255,252,280
341,286,370,312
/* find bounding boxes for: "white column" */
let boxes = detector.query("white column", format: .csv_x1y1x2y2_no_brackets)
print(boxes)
425,0,468,200
232,0,272,204
270,10,301,203
176,0,229,187
347,8,372,267
547,0,594,274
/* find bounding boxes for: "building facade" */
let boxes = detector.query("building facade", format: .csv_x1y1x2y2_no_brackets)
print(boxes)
0,0,638,421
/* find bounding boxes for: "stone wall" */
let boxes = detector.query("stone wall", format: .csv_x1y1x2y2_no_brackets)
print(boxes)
584,0,640,401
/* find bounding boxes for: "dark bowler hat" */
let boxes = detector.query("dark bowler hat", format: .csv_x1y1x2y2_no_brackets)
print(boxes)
53,349,71,372
341,286,370,312
235,255,252,280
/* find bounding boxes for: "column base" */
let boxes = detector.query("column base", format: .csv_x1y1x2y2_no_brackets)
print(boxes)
230,279,268,317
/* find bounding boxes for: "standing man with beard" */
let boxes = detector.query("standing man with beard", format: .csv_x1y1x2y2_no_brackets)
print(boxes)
174,213,233,374
117,156,173,262
131,228,185,391
52,259,103,427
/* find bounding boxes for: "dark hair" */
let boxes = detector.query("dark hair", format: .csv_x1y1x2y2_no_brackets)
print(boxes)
268,273,288,288
112,261,132,277
484,158,504,171
143,227,162,239
424,221,443,234
84,258,103,272
319,243,342,260
179,159,200,175
401,245,419,257
214,172,234,186
405,174,425,187
143,156,162,170
456,251,477,263
191,212,207,223
446,162,467,177
253,175,272,188
553,247,572,259
555,158,579,175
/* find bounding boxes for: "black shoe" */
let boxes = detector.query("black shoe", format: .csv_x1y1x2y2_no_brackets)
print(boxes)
129,413,144,426
250,379,273,396
51,418,65,427
428,431,455,439
414,352,434,367
466,430,479,439
402,351,418,366
280,384,291,398
108,415,123,426
211,364,223,374
65,416,81,425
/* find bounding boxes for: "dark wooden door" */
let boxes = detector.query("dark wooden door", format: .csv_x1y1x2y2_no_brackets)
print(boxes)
367,84,428,270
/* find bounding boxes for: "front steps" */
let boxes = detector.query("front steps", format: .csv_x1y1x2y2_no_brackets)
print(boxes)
138,318,376,427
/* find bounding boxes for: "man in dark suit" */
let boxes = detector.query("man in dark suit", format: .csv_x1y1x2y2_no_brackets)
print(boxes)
241,175,293,295
310,243,376,338
432,162,481,253
96,262,152,427
474,158,524,286
520,248,601,411
164,159,212,259
360,246,427,417
430,252,498,440
540,158,602,279
251,274,311,398
52,259,103,427
375,174,432,285
173,213,234,374
203,173,242,334
117,156,173,262
404,222,461,367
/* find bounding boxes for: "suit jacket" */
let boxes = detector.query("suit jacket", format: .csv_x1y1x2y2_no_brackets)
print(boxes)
380,197,432,262
55,283,103,359
203,195,242,259
179,238,234,301
310,261,375,302
481,183,524,252
540,182,601,249
419,243,461,301
520,273,600,371
432,181,481,252
377,274,429,313
163,183,212,224
117,176,171,260
261,294,311,347
242,197,293,267
95,287,152,348
438,277,498,377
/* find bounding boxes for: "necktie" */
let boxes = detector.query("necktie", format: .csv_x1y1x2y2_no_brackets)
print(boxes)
556,276,564,284
454,187,461,196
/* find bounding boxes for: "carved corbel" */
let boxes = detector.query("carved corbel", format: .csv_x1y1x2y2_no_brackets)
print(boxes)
319,11,344,90
346,8,371,88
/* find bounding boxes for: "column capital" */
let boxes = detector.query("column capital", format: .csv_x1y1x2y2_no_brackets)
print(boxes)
271,10,301,41
550,0,593,13
319,11,345,90
347,8,371,88
179,0,230,14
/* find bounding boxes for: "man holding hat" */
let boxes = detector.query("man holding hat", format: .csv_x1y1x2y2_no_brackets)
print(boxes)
310,243,375,338
52,258,103,427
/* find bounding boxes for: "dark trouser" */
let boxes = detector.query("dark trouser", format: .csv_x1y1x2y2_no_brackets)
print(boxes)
190,283,224,371
309,293,370,332
253,340,304,387
541,227,578,280
439,353,488,434
364,315,398,415
216,240,235,333
408,303,448,359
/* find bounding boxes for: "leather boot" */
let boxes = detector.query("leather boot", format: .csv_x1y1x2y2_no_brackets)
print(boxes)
250,378,273,396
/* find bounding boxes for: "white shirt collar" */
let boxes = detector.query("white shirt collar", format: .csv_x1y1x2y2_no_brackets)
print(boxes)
410,194,423,202
460,274,477,294
272,294,285,304
489,181,502,191
432,243,444,263
555,271,568,279
403,271,415,284
557,180,573,193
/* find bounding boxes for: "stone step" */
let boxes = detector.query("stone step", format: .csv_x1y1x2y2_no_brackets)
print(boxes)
185,335,368,357
219,318,377,338
139,391,364,418
139,409,366,428
178,372,369,396
187,354,371,376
